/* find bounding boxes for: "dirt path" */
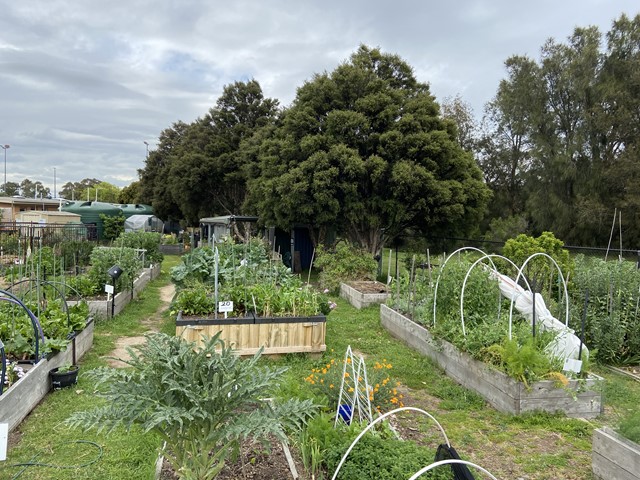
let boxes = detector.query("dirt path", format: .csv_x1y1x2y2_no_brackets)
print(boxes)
106,283,175,368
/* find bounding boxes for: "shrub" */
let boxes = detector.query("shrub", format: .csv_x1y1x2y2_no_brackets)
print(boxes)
114,231,164,266
314,241,377,293
100,213,125,241
66,332,316,480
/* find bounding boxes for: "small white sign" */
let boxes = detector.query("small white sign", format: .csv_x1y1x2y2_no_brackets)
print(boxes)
0,423,8,461
104,284,114,294
218,300,234,313
563,358,583,374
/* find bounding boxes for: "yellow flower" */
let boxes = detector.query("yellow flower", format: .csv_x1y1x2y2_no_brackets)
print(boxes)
344,372,350,378
329,384,334,389
322,368,327,374
348,387,354,393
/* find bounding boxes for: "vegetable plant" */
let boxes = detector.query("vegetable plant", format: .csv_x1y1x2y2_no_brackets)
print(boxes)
66,332,316,480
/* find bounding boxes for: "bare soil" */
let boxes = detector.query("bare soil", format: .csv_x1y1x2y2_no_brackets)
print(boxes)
159,436,305,480
348,280,390,294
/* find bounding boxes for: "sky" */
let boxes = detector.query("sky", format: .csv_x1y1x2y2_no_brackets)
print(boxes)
1,0,638,196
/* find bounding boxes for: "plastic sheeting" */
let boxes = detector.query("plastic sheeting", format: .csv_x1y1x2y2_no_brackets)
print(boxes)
124,214,164,233
490,271,588,363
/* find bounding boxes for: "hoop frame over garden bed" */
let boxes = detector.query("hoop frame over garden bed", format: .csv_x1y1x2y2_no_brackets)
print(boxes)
380,304,602,418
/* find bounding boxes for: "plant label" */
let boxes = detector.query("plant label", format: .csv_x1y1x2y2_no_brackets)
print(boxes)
0,423,7,461
218,301,233,313
104,284,115,294
563,358,582,374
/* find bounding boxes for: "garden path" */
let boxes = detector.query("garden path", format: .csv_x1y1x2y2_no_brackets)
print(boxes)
106,283,175,368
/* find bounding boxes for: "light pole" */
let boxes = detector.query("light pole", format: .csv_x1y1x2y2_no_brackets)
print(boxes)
143,141,149,159
1,144,9,194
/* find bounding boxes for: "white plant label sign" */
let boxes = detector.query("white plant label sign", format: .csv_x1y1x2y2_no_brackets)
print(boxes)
218,301,233,313
563,358,582,374
104,284,114,294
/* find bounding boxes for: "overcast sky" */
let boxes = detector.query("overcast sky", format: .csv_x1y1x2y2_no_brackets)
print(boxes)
1,1,638,195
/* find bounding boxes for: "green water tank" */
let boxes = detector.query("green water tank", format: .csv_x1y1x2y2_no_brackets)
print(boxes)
60,201,123,240
114,204,154,218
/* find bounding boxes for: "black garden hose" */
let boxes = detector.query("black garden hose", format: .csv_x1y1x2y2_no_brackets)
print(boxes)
6,440,103,479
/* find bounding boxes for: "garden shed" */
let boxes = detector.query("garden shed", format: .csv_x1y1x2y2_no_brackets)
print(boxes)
199,215,259,246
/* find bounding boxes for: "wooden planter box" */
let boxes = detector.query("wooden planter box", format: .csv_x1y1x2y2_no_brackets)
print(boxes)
593,427,640,480
380,304,603,418
175,312,327,356
69,265,160,318
0,318,94,432
340,282,390,309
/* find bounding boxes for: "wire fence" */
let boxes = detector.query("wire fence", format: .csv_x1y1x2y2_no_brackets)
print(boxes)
0,222,98,267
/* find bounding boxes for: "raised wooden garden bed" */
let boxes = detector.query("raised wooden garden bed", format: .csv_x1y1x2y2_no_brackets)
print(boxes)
0,318,94,432
380,304,603,418
69,264,162,318
340,281,390,309
175,312,327,356
592,427,640,480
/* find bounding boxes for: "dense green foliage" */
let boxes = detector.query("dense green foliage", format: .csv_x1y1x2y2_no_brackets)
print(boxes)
66,332,316,480
480,14,640,246
569,255,640,364
138,80,278,224
618,411,640,444
171,240,329,317
99,213,125,241
0,298,89,360
297,414,451,480
314,241,378,293
114,231,164,266
502,231,573,295
86,246,144,292
247,45,491,251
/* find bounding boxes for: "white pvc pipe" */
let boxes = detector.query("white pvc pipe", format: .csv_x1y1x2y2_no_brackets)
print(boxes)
433,247,488,327
331,407,450,480
514,252,570,327
408,459,500,480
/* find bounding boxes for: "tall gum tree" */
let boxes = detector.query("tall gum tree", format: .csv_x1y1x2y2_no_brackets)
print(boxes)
247,45,491,253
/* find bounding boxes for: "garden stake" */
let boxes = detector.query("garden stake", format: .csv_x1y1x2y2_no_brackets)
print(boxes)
579,289,589,361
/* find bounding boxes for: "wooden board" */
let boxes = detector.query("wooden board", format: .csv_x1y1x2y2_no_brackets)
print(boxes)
176,319,326,356
380,304,603,418
592,427,640,480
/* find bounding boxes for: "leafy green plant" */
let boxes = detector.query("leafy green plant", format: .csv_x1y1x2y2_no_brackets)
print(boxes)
324,430,452,480
65,332,316,480
315,241,377,293
100,213,126,241
114,231,164,266
502,231,573,295
569,255,640,364
618,410,640,444
88,246,144,292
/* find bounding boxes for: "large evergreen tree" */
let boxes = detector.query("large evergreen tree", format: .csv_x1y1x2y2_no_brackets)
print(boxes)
247,45,491,252
137,80,278,225
483,14,640,247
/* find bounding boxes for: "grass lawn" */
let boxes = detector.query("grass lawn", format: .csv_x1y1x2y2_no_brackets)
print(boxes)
3,254,640,479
